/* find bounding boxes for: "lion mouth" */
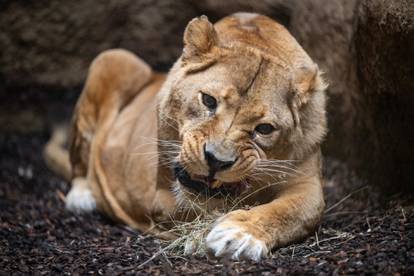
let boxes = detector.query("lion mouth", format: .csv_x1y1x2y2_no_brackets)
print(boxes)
172,162,247,198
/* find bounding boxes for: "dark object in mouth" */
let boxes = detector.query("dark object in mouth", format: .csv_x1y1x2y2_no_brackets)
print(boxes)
172,162,240,198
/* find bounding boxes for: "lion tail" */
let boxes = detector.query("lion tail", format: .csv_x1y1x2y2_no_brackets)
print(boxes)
43,125,71,181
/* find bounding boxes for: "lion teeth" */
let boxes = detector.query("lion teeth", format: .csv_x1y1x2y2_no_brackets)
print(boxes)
211,179,222,189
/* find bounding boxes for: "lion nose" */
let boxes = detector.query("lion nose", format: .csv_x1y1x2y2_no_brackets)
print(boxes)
204,146,237,172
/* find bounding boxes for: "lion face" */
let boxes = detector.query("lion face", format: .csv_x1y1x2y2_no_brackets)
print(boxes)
174,54,293,184
158,14,327,199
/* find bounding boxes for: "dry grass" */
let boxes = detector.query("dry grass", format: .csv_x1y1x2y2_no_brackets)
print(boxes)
159,197,230,257
157,181,288,258
138,183,369,267
137,180,291,266
137,201,223,268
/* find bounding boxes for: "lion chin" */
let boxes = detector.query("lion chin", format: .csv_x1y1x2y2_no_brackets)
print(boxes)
47,12,328,261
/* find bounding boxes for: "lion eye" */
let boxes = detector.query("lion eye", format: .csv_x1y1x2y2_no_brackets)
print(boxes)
201,93,217,110
255,124,275,135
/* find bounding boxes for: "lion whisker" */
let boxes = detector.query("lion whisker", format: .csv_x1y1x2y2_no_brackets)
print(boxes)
250,171,283,184
230,180,288,210
160,114,180,132
253,167,296,177
255,162,303,176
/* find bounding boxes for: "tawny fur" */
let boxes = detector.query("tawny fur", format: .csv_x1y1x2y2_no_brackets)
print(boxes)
46,13,327,260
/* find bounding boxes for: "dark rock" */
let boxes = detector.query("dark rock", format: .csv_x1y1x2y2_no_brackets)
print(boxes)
353,0,414,193
0,0,199,87
289,0,414,194
288,0,360,160
0,0,291,88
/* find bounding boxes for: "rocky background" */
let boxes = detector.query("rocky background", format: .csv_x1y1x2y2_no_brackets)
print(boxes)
1,0,413,194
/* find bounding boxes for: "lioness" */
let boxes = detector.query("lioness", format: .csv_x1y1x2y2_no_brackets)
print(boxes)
45,13,327,261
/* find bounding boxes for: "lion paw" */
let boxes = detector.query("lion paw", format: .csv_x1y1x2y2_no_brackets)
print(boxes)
65,178,96,213
205,213,268,261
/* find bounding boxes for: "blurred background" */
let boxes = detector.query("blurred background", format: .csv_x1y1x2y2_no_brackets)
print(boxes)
0,0,413,194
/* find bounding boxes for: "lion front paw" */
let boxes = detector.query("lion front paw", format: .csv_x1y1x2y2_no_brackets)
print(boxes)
205,211,269,261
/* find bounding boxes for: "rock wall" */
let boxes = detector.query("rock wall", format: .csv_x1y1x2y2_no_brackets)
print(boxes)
288,0,360,159
353,0,414,193
0,0,198,87
0,0,291,88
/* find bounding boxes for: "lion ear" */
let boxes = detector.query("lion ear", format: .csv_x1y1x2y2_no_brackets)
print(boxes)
290,63,327,128
293,63,327,107
182,15,218,63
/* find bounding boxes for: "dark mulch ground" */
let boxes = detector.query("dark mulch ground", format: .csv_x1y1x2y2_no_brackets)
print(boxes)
0,89,413,275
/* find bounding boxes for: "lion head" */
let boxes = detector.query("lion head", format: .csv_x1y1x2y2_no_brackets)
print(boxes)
158,13,327,204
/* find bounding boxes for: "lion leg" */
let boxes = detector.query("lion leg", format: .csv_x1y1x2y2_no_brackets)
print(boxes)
66,49,152,213
206,173,325,261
